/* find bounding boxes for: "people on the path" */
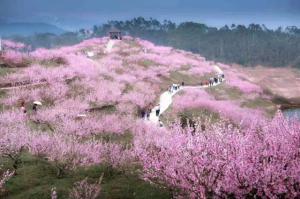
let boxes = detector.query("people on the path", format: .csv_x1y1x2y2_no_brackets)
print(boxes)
168,84,182,94
146,66,224,126
32,101,42,112
32,103,37,112
155,105,160,116
209,78,214,86
172,84,180,92
141,109,146,118
168,86,173,93
218,74,223,82
156,109,160,116
214,77,218,84
146,110,150,120
159,120,164,127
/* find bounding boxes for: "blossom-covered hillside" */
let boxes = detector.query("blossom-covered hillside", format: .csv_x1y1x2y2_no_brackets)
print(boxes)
0,37,299,198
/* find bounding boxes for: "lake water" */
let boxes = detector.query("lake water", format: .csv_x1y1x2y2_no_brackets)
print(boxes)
283,108,300,120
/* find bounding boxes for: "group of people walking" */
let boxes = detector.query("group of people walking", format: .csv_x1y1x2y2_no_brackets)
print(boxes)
140,82,186,124
141,104,161,118
140,71,225,127
200,73,225,87
168,82,185,94
20,100,42,114
141,108,152,120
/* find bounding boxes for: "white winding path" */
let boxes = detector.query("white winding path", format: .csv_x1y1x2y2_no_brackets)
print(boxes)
148,66,224,125
104,39,116,54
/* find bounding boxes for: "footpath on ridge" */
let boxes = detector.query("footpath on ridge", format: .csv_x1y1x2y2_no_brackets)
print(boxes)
148,66,224,125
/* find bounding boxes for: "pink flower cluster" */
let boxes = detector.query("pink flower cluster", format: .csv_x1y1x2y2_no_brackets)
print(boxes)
2,40,26,50
0,111,134,171
225,70,263,94
173,88,264,126
1,50,27,66
134,113,300,198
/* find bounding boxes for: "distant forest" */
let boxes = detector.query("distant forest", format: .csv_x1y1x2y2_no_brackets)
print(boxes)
9,17,300,68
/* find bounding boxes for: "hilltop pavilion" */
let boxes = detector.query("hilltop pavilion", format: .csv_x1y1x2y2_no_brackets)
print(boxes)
109,27,122,40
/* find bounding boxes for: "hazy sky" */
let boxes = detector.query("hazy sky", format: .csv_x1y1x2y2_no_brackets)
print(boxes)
0,0,299,30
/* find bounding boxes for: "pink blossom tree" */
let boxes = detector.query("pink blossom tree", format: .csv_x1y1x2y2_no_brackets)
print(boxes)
173,88,265,126
2,40,26,50
0,170,14,193
69,177,102,199
134,113,300,198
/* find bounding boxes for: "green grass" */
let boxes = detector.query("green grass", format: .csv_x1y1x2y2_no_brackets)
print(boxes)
0,90,7,112
88,104,117,115
206,84,243,101
161,71,213,91
27,120,55,133
180,64,192,70
32,56,67,68
91,132,133,147
160,103,220,126
0,89,6,98
1,153,171,199
67,81,90,99
242,98,277,116
124,40,142,49
0,67,16,77
138,60,156,68
178,108,220,123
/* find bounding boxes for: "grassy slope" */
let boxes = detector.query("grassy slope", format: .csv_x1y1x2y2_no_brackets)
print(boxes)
2,153,170,199
0,67,15,77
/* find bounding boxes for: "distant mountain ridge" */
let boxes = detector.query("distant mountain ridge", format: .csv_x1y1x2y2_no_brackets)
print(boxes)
0,22,65,36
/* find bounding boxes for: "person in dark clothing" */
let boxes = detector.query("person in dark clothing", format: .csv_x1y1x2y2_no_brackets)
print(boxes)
173,84,179,91
214,77,218,83
32,104,37,112
141,110,145,118
156,108,160,116
146,111,150,119
181,82,185,86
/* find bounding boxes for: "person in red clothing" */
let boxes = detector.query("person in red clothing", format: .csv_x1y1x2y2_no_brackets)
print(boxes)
20,100,27,114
